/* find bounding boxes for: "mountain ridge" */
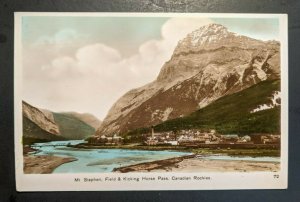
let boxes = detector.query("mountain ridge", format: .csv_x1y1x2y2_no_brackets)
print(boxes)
22,101,60,136
59,112,101,129
22,101,101,143
96,23,280,135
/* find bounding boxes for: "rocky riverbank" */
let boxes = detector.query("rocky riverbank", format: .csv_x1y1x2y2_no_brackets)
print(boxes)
24,155,77,174
113,154,196,173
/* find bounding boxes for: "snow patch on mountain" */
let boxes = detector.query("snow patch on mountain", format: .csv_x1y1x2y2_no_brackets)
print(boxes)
251,91,281,113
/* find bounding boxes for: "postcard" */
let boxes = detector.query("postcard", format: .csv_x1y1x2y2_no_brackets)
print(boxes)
14,12,288,191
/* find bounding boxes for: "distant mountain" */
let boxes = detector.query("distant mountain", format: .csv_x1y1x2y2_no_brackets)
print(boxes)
96,23,280,135
22,101,101,143
62,112,101,129
53,113,96,140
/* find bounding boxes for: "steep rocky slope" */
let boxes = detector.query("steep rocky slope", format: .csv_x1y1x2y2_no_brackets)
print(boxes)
96,23,280,135
23,101,60,136
23,101,101,142
22,101,63,144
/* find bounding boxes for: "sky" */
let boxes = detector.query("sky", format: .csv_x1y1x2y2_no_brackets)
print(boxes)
21,15,279,120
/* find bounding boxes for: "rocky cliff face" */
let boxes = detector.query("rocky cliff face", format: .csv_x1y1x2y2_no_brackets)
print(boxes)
23,101,60,135
23,101,101,142
96,23,280,135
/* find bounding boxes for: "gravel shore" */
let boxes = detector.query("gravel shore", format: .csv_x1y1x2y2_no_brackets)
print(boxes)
24,155,77,174
23,154,279,174
114,157,280,173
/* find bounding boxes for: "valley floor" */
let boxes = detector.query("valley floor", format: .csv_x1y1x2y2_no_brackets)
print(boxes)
23,143,280,174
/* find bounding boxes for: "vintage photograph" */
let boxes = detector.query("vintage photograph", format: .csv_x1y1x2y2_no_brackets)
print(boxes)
14,13,288,190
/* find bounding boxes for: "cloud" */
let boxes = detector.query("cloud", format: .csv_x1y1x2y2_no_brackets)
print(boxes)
34,29,81,46
23,17,213,119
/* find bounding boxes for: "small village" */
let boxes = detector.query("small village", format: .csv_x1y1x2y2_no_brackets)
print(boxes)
87,127,280,148
143,128,280,148
87,134,124,145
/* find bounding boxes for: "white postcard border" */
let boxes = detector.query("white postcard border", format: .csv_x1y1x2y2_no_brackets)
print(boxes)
14,12,288,191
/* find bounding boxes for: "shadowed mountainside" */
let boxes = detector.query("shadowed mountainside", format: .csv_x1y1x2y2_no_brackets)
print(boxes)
123,79,280,142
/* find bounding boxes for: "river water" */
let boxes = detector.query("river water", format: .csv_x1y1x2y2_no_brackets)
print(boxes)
31,140,191,173
31,140,280,173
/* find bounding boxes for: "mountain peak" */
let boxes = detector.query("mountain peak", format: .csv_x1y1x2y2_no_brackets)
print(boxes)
175,23,234,52
172,23,270,56
191,23,229,37
96,23,280,135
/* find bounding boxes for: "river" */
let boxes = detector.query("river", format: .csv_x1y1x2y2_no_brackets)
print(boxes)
31,140,191,173
31,140,280,173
